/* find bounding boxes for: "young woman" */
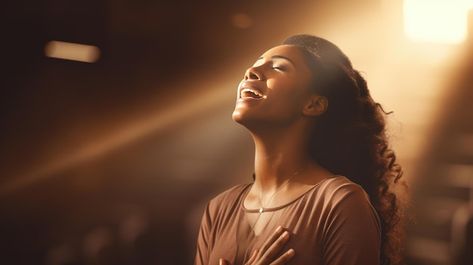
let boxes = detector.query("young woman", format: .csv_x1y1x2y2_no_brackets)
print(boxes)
194,34,405,265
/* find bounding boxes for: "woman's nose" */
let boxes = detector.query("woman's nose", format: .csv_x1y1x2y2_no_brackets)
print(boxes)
244,66,263,80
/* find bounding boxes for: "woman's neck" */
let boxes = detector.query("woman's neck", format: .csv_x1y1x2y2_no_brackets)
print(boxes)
250,124,317,194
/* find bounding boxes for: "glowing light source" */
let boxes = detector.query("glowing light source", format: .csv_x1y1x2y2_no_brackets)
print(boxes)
403,0,473,44
44,40,100,63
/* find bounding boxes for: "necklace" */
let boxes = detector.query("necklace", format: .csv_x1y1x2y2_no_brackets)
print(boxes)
249,169,303,232
239,169,303,264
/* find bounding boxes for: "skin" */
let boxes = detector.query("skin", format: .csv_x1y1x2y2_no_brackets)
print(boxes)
224,44,336,264
219,226,295,265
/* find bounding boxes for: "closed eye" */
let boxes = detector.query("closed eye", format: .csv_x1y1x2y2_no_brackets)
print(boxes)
272,65,286,71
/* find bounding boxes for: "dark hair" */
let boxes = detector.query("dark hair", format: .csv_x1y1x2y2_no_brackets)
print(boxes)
281,34,407,265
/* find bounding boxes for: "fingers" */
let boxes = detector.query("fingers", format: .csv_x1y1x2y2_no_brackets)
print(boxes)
245,226,295,265
270,248,295,265
244,249,258,265
260,230,291,263
219,258,230,265
260,225,285,254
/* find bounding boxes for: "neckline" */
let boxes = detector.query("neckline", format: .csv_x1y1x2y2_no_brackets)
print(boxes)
240,175,341,213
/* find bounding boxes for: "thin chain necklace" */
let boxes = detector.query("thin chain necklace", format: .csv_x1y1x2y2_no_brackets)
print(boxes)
239,169,304,265
249,169,303,231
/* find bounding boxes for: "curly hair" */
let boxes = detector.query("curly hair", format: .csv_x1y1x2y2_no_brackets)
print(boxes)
280,34,407,265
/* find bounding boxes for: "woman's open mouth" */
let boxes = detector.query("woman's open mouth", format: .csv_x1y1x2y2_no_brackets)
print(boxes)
239,87,266,100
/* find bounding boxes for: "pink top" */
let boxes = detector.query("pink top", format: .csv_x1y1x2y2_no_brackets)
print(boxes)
194,175,382,265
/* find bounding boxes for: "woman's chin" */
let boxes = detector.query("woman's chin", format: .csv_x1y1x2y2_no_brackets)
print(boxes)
231,109,246,123
231,109,256,125
232,111,267,133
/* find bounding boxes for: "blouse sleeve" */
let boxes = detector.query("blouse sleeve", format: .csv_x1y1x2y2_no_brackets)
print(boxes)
321,184,382,265
194,201,213,265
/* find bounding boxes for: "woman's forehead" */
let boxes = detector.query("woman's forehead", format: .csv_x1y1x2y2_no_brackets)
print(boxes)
259,44,305,62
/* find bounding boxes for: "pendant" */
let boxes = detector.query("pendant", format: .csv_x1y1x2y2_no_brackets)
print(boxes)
259,207,264,214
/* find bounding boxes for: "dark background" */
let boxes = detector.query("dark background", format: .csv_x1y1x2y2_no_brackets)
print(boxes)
1,1,473,264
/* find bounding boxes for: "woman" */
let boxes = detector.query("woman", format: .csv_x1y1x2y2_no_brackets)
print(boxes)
194,34,405,265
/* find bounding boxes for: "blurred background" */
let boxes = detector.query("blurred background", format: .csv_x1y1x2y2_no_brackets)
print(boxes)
1,0,473,264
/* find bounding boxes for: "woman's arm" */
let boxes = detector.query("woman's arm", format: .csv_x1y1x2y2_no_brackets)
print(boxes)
195,202,213,265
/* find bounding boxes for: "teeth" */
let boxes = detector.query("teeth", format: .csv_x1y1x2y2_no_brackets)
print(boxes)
241,87,264,98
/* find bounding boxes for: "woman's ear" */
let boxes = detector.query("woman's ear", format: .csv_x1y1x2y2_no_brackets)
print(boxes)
302,95,328,117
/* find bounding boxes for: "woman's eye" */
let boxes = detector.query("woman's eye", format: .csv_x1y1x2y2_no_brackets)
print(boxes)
272,65,285,71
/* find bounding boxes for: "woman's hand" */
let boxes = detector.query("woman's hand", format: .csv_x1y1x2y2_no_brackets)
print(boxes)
219,226,295,265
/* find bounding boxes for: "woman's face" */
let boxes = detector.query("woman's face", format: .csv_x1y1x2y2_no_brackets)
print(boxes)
232,44,315,128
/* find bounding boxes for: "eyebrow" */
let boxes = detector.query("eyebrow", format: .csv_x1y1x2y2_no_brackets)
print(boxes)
256,55,295,66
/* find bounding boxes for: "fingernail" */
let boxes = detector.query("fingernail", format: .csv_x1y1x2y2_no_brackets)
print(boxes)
276,225,282,232
288,249,295,256
283,231,289,238
219,259,223,265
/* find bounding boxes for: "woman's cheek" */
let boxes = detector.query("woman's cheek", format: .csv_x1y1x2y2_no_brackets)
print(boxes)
267,78,296,93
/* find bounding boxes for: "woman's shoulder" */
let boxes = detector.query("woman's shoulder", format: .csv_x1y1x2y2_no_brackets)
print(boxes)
317,175,382,241
210,183,251,203
205,182,252,215
316,175,372,206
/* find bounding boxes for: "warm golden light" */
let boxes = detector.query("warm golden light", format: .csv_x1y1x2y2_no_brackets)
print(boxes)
44,40,100,63
403,0,473,44
0,78,235,195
